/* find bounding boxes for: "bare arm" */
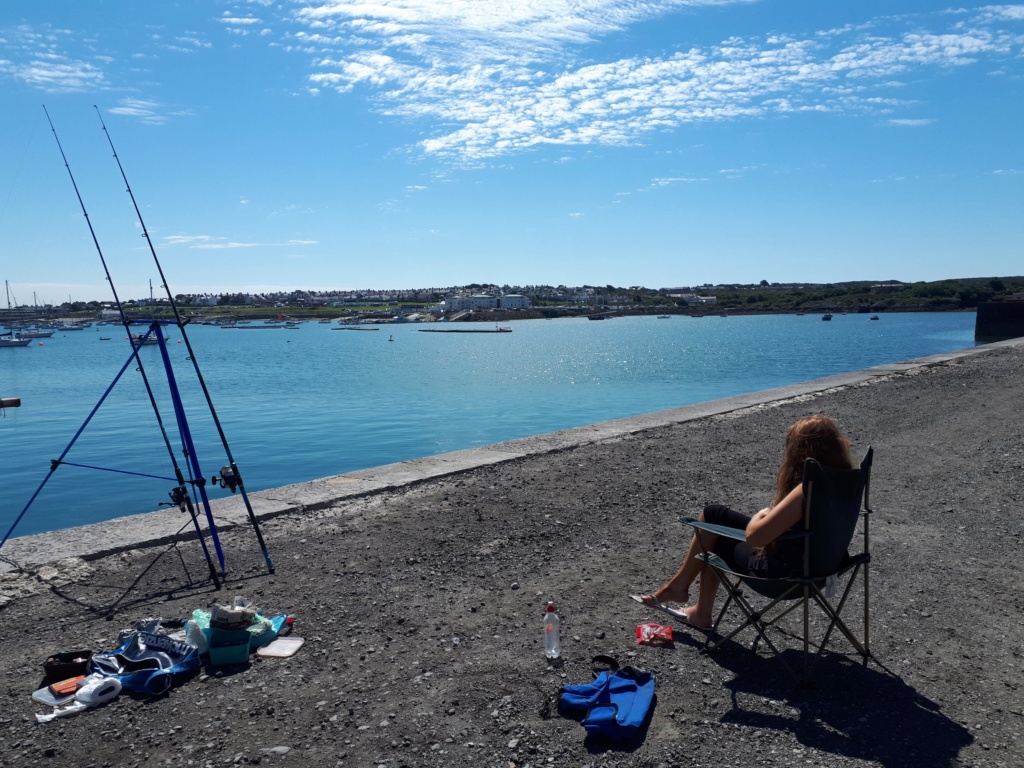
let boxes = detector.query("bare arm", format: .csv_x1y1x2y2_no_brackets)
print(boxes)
745,484,804,548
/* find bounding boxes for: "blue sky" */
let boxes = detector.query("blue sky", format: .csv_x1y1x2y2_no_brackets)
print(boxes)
1,1,1022,303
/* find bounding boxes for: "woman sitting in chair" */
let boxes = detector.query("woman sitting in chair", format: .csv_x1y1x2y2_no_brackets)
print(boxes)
631,414,854,630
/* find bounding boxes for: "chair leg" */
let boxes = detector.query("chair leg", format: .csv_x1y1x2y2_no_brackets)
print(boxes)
812,576,869,659
803,585,811,683
864,561,870,659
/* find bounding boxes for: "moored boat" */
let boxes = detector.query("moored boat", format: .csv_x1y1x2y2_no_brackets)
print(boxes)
15,328,55,339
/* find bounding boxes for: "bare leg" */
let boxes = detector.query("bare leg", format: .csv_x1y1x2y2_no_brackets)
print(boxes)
639,511,719,607
684,566,719,629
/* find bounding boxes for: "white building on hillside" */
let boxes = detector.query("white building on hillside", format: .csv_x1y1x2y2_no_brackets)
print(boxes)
498,294,530,309
444,294,498,312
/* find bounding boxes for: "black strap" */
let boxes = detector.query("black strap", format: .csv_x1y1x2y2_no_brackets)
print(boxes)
591,655,620,675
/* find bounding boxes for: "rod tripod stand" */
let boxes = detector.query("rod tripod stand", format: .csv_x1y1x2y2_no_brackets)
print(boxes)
0,320,273,588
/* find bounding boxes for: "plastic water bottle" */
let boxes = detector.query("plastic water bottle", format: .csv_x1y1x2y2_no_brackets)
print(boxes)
544,602,561,659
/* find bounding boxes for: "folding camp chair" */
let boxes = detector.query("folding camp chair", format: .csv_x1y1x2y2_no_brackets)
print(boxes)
681,447,873,684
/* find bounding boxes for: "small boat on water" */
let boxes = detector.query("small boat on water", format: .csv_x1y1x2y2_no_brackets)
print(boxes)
131,333,163,346
869,315,880,321
2,282,32,346
822,313,833,321
657,315,671,319
14,327,55,339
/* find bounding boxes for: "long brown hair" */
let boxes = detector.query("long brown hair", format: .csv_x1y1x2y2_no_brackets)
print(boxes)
772,415,854,506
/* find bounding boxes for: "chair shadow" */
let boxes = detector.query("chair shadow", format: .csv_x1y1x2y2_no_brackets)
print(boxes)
706,642,972,768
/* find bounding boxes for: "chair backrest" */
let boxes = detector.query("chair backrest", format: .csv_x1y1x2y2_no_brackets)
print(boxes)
802,447,872,576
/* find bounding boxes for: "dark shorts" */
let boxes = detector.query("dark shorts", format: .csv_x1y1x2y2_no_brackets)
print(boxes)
698,504,803,578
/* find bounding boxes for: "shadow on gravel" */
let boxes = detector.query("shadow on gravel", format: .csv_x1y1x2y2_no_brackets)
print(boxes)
42,543,240,622
711,648,973,767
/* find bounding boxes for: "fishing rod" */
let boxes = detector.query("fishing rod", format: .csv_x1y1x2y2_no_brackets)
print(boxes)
94,105,274,574
35,106,223,587
1,323,220,595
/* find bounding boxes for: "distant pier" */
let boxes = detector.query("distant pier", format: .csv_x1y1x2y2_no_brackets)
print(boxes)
975,299,1024,341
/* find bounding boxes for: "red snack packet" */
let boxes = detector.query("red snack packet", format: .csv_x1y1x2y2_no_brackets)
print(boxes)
635,622,674,646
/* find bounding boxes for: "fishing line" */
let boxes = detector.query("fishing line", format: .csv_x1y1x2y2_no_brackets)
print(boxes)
94,105,274,574
21,106,224,587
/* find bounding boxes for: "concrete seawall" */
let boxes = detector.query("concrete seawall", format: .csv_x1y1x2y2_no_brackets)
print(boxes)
3,337,1019,574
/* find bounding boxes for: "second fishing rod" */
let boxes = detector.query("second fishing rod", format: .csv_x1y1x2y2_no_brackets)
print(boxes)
93,105,274,574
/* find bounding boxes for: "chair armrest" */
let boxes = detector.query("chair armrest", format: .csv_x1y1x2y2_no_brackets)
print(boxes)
680,515,810,542
679,516,746,541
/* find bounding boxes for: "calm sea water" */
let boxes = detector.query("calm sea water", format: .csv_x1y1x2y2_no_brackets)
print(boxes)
1,312,975,538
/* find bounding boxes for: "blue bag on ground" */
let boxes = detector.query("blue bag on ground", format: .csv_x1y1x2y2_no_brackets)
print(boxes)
559,666,655,741
89,628,200,695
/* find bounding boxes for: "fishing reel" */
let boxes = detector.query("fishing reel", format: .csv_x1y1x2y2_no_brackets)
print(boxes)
162,485,190,511
211,465,239,493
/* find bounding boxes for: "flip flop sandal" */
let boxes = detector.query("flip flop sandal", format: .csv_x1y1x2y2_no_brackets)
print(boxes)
628,593,686,621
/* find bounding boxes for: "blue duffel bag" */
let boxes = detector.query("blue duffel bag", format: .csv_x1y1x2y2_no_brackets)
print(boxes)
559,661,655,742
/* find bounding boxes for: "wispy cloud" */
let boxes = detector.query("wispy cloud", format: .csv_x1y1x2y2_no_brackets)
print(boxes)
106,98,190,125
163,235,318,248
889,118,935,126
3,2,1023,156
0,26,107,92
284,2,1024,161
220,15,263,26
192,241,263,249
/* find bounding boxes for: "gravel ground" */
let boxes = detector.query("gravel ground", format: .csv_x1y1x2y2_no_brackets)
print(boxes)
1,342,1022,767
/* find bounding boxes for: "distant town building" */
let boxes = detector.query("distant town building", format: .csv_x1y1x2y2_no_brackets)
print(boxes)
667,293,717,305
443,295,498,312
497,294,530,309
435,293,531,313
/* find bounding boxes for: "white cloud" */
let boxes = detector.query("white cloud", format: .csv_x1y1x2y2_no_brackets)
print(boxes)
220,16,262,26
192,241,263,249
4,2,1023,159
284,2,1024,161
107,98,182,125
889,118,934,126
163,235,317,249
977,5,1024,22
164,235,217,245
0,26,108,93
